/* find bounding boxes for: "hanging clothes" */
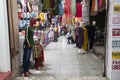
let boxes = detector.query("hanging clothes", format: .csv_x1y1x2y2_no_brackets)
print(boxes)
44,12,48,21
91,0,95,12
39,12,44,21
62,14,67,24
54,0,59,15
94,0,98,11
58,0,64,16
82,26,88,50
50,0,55,9
91,0,98,16
43,0,50,9
64,0,71,17
102,0,106,10
98,0,102,10
71,0,76,16
75,2,82,18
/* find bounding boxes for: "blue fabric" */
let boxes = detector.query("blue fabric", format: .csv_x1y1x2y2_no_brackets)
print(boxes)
30,12,35,18
19,20,29,28
58,1,64,16
23,47,32,72
19,20,26,28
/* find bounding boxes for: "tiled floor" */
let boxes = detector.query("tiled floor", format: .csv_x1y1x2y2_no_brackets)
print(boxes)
17,36,107,80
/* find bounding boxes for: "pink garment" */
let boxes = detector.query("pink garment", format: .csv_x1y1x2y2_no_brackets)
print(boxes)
98,0,102,10
64,0,71,17
75,2,82,18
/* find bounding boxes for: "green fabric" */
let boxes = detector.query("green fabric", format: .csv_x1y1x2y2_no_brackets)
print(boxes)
53,0,59,15
71,0,76,16
24,26,34,47
43,0,50,9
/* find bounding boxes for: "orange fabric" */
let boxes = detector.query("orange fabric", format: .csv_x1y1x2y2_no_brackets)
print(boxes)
91,0,95,12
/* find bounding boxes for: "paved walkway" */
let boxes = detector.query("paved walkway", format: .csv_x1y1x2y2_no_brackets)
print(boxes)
17,36,106,80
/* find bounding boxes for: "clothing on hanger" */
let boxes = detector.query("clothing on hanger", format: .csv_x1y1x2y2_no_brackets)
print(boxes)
71,0,76,16
58,0,64,16
50,0,55,8
75,2,82,18
64,0,71,17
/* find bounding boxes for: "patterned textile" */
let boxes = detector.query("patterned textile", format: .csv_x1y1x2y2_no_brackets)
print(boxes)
33,44,42,59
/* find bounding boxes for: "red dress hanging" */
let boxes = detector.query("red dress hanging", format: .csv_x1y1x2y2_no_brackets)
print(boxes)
64,0,71,17
75,2,82,18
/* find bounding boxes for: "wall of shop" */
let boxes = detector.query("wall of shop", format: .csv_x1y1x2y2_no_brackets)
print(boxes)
0,0,11,72
106,0,120,80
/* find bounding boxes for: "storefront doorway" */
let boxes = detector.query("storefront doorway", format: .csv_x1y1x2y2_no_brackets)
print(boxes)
7,0,107,79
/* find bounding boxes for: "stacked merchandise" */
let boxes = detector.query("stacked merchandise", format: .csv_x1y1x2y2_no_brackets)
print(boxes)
17,0,36,29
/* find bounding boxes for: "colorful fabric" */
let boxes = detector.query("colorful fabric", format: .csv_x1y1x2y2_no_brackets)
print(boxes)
58,0,64,16
33,44,42,58
43,0,50,9
71,0,76,16
39,12,44,21
91,0,95,12
50,0,55,8
64,0,71,17
98,0,102,10
54,0,59,15
75,2,82,18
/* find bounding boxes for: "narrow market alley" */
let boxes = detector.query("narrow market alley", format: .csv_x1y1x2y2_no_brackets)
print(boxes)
17,36,108,80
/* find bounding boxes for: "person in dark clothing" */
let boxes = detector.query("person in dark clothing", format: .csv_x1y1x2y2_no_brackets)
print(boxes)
23,18,35,77
89,21,96,51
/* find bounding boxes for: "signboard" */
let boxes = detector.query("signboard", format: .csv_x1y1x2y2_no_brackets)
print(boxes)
112,17,120,24
112,41,120,47
112,52,120,59
112,59,120,70
114,4,120,13
108,2,120,80
112,28,120,36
